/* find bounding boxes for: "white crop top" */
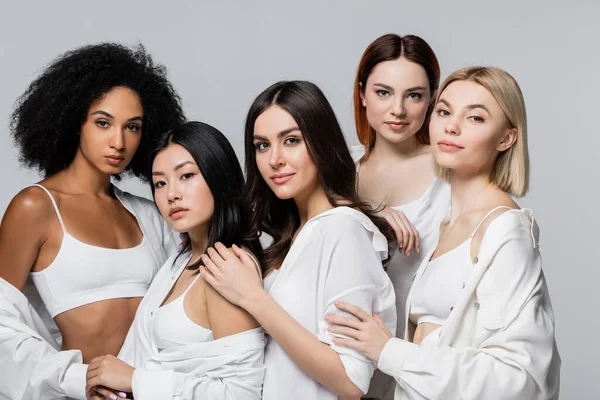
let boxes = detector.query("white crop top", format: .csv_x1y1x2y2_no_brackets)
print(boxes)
408,206,514,327
29,184,161,318
153,270,214,350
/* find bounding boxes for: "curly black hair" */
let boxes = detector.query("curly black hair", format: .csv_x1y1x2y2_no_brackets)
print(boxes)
10,42,186,181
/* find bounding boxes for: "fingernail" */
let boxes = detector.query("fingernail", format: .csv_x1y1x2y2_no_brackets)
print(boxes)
110,394,117,400
119,393,127,398
334,301,340,306
324,315,330,321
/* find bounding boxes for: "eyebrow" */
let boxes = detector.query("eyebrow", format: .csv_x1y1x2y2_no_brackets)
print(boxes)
372,83,427,93
151,161,196,176
91,110,143,122
253,126,300,141
437,99,492,115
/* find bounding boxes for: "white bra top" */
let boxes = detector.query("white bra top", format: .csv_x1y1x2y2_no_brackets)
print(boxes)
29,184,161,318
153,270,214,350
409,206,514,326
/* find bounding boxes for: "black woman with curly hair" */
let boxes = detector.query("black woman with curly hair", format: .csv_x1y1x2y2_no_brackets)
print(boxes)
0,43,185,400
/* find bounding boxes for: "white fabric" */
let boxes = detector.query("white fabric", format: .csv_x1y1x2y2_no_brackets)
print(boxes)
119,252,266,400
0,186,178,400
351,145,451,399
262,206,397,400
377,209,561,400
408,239,472,326
29,184,160,318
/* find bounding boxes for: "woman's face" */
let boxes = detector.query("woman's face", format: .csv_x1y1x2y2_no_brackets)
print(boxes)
252,105,320,202
429,80,516,176
361,56,431,145
152,143,214,233
78,86,143,175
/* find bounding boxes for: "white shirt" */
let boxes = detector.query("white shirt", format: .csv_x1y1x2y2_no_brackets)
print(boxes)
0,187,177,400
378,209,561,400
261,206,397,399
119,253,266,400
351,145,450,400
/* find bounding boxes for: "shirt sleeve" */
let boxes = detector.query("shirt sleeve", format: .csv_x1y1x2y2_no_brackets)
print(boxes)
377,232,560,400
131,344,265,399
315,215,396,395
0,283,88,400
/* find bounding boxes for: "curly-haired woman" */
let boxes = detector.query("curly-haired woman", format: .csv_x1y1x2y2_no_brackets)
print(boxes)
0,42,185,400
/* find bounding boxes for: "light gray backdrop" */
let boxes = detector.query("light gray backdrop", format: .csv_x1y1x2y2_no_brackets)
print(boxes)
1,1,597,398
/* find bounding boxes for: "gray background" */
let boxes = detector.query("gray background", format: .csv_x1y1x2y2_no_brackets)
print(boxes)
1,1,597,397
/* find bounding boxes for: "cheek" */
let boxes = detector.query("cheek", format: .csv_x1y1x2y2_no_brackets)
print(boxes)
255,154,271,179
153,192,170,220
408,101,429,123
428,117,444,141
365,97,387,122
126,133,142,155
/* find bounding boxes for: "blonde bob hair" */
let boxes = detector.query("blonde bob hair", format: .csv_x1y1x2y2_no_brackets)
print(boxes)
434,66,529,197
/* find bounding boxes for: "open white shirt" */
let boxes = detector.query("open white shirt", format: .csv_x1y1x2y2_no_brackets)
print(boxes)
262,206,397,399
378,209,561,400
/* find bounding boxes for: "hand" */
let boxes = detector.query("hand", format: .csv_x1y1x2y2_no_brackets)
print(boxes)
87,387,128,400
86,354,134,398
326,301,393,362
201,242,264,308
377,207,420,256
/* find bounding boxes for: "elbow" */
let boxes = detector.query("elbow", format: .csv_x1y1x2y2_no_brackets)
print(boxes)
338,384,364,400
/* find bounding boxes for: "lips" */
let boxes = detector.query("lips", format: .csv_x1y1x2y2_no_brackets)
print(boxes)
271,172,295,185
169,207,189,219
105,156,125,166
437,140,464,152
384,121,409,131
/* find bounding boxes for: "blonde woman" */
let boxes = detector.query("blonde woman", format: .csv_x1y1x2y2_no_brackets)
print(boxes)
328,67,560,399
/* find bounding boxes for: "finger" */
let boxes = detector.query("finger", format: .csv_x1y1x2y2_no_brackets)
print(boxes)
334,301,371,322
231,243,243,258
214,242,235,260
201,254,221,278
328,325,362,339
385,213,404,248
206,247,225,267
325,314,362,329
200,265,218,288
392,213,411,255
238,248,261,272
331,337,363,352
86,369,99,381
398,213,419,253
94,386,121,400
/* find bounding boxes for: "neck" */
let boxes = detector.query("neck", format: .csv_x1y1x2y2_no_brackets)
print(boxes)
448,170,497,221
294,184,334,227
60,150,113,195
370,133,427,161
187,223,210,260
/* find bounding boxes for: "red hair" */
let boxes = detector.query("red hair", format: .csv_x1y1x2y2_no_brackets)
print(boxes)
353,34,440,156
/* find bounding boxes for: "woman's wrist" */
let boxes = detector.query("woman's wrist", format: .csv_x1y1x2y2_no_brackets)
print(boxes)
241,286,269,314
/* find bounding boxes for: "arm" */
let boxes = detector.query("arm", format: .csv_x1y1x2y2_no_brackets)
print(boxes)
88,278,265,400
202,232,388,399
0,188,89,400
333,235,560,400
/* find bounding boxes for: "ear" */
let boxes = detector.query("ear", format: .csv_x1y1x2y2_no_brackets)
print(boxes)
497,127,517,152
359,82,366,107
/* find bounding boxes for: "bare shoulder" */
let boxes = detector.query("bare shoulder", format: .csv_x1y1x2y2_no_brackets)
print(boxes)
470,195,520,258
204,279,260,339
3,186,56,226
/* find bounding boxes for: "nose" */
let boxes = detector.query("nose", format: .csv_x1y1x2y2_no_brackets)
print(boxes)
109,128,126,151
444,118,460,136
390,97,406,117
167,182,182,203
268,144,285,169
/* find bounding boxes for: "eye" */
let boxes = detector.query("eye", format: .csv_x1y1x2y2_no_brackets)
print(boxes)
126,123,141,132
284,137,301,145
254,142,269,152
436,109,450,116
376,90,390,97
181,172,195,180
96,120,110,128
153,180,165,189
468,116,485,123
408,93,422,100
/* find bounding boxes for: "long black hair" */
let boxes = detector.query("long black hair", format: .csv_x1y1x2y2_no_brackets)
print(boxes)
150,121,263,270
243,81,392,273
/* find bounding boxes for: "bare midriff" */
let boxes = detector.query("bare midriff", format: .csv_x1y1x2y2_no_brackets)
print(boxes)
412,322,441,345
54,297,142,363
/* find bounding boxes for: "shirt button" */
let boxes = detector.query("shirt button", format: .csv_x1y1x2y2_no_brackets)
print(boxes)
150,311,154,316
474,301,480,309
462,282,465,289
474,256,479,263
